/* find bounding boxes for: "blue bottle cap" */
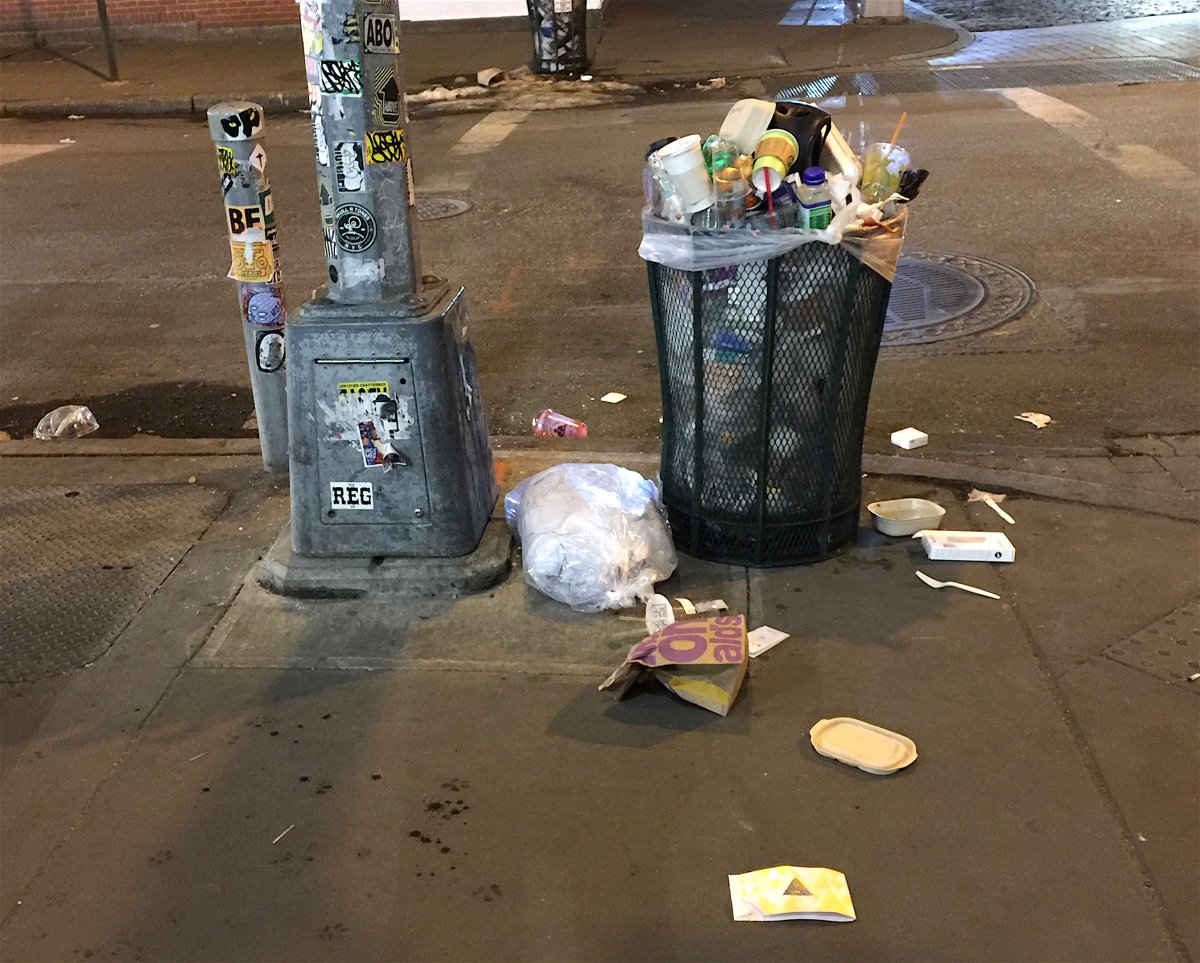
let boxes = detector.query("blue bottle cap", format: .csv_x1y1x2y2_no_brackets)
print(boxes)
802,166,827,186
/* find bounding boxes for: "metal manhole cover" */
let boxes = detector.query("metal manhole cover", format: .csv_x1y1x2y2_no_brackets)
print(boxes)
1102,599,1200,691
772,57,1200,99
882,251,1035,347
0,485,226,682
415,195,472,221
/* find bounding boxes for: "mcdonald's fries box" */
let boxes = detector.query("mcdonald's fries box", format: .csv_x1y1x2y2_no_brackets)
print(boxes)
599,615,749,716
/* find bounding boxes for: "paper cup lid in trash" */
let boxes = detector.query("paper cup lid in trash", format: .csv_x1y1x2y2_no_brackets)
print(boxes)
809,717,917,775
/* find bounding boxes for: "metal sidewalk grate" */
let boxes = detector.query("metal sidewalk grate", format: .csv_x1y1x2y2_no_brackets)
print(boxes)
0,485,226,682
773,57,1200,99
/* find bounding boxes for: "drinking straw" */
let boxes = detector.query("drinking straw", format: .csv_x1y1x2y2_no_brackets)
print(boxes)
766,180,775,228
888,112,907,147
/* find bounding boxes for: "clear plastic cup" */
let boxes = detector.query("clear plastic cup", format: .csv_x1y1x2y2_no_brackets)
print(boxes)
861,142,910,203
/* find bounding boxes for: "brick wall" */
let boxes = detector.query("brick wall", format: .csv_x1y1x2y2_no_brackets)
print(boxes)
0,0,298,34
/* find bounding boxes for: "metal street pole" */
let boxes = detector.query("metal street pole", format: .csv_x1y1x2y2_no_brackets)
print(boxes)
283,0,496,560
300,0,419,303
207,101,289,474
95,0,119,82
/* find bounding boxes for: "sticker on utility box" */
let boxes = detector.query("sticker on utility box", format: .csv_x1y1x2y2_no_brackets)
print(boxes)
329,481,373,510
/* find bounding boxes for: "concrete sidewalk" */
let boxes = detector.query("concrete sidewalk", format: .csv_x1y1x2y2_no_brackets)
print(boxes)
0,447,1196,960
0,1,962,117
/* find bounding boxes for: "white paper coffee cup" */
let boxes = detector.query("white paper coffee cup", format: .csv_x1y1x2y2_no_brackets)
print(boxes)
656,135,714,213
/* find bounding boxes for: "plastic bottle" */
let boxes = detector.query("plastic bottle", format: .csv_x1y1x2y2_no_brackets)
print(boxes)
797,166,832,230
533,409,588,438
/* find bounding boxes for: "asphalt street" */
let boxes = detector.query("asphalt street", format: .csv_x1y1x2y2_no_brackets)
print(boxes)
2,79,1197,453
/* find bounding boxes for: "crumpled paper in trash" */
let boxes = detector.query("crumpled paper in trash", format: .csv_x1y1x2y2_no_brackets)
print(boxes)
729,866,856,922
599,615,748,716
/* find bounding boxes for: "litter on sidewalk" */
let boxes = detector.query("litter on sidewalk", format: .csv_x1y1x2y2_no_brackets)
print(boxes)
809,717,918,775
968,488,1016,524
33,404,98,440
729,866,856,922
600,391,627,404
532,408,587,438
915,570,1001,600
599,615,749,716
1015,411,1053,429
747,625,790,657
918,530,1015,563
643,594,727,633
890,426,928,450
868,497,945,536
505,464,676,612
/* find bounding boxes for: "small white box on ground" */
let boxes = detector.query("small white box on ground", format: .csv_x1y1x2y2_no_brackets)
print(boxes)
890,427,928,450
920,531,1015,563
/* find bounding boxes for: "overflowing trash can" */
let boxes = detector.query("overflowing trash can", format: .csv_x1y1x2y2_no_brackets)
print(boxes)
639,100,922,566
525,0,589,77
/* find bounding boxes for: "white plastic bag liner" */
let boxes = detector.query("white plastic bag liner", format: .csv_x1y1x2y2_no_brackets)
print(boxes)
638,176,907,283
505,464,678,613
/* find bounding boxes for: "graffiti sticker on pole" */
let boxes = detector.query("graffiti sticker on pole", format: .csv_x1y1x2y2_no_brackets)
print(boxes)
241,287,285,327
363,14,400,53
365,129,406,165
215,145,237,174
372,66,403,127
226,204,266,242
313,113,330,166
334,141,365,192
319,59,362,95
338,11,361,45
334,204,377,253
217,105,262,141
228,241,275,283
255,331,286,373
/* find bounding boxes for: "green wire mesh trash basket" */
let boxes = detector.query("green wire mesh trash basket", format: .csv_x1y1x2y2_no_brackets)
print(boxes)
647,241,892,566
526,0,589,77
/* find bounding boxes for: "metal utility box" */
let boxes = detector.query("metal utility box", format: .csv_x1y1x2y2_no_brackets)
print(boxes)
287,278,495,558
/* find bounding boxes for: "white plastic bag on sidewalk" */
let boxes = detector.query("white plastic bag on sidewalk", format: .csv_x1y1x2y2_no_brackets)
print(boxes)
504,464,678,613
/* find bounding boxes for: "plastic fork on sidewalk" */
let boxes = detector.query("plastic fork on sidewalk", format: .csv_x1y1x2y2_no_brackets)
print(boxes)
915,570,1000,600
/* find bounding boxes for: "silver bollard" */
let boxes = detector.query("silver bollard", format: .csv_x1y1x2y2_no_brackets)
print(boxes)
206,101,289,474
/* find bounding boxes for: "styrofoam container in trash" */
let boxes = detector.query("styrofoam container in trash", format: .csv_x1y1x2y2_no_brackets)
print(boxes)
809,717,918,775
719,99,776,155
867,497,945,536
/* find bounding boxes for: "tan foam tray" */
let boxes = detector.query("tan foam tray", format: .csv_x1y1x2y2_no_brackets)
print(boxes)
809,717,918,775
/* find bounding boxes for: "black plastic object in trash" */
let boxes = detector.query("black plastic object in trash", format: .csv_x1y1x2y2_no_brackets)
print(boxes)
526,0,589,77
648,243,892,566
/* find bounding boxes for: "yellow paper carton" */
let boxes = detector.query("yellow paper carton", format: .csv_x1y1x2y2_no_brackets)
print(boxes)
728,865,856,922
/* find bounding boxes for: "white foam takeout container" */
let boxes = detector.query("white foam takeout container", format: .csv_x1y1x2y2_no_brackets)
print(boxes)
809,717,918,775
867,497,945,536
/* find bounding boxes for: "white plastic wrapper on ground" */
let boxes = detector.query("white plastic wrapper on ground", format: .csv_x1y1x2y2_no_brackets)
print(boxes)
504,464,678,613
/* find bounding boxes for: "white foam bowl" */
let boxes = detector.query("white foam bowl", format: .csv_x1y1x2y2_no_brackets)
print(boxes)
867,497,946,537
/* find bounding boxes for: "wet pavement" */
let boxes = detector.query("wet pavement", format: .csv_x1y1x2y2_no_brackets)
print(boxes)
919,0,1200,31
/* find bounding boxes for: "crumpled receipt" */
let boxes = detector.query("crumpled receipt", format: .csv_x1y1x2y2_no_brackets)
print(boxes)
728,866,856,922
